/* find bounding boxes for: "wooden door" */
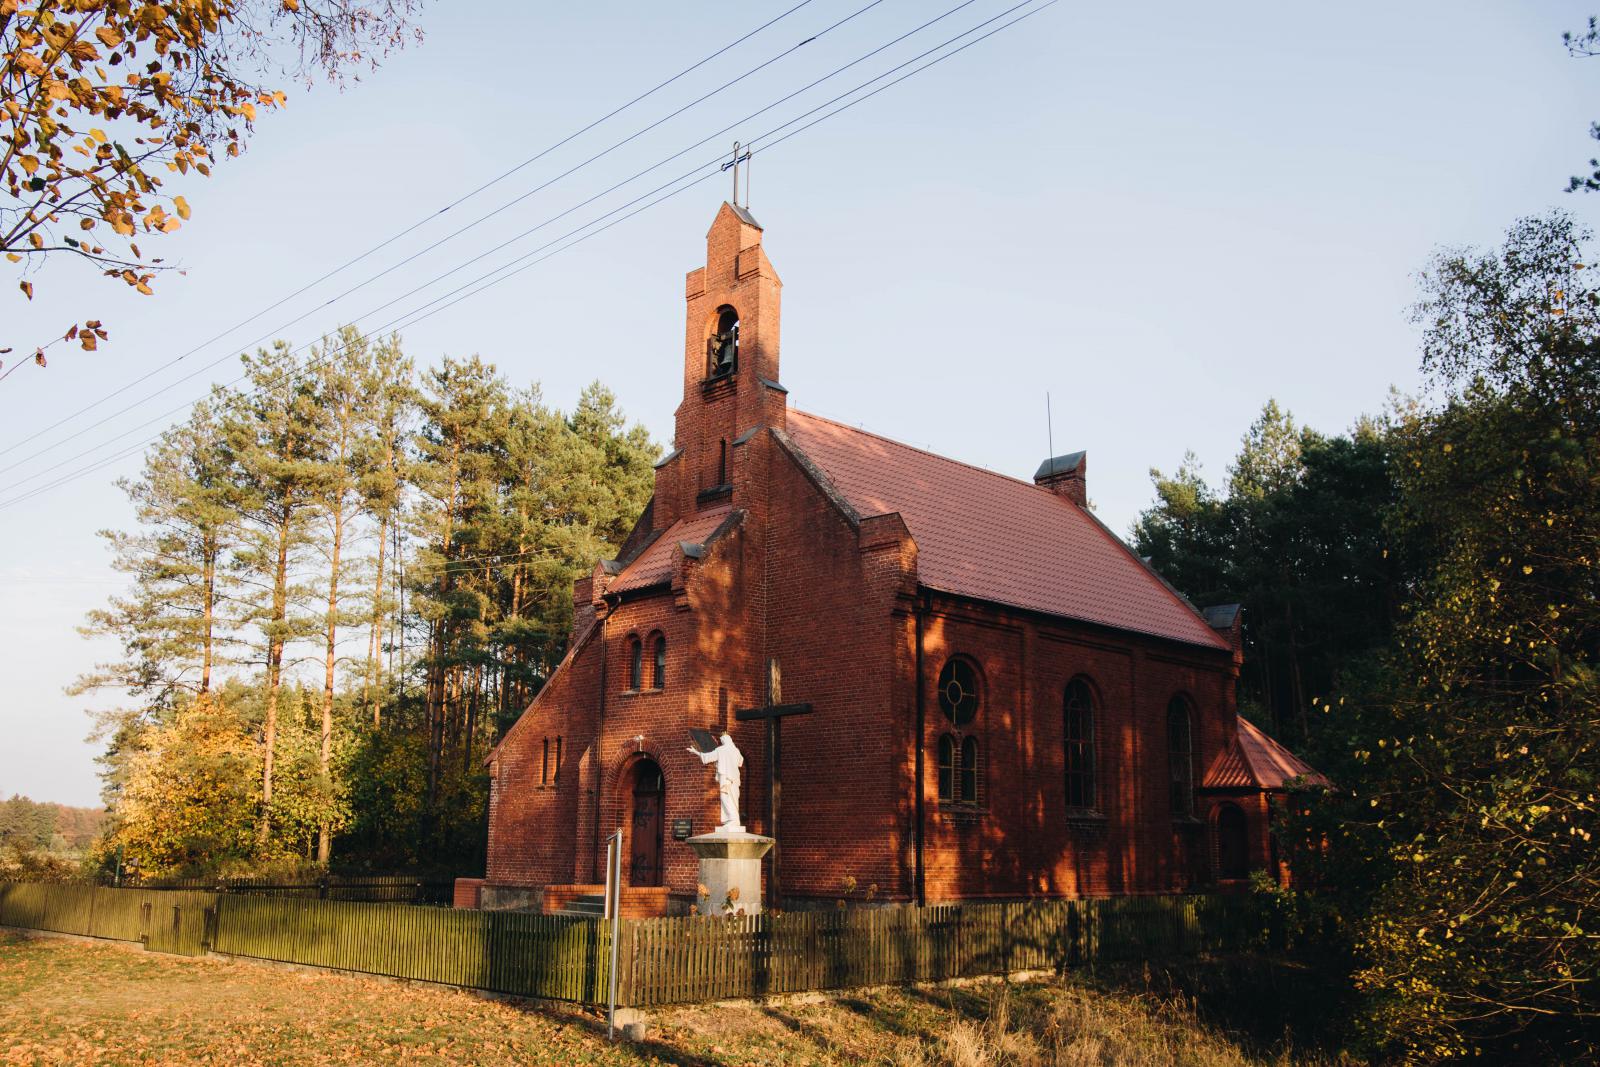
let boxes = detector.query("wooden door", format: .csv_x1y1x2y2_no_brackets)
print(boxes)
630,771,664,887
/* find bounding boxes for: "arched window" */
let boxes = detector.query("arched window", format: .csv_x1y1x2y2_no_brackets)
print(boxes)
708,306,739,376
1167,696,1194,818
937,734,956,802
1064,678,1097,810
651,634,667,689
628,637,643,691
1216,803,1249,879
960,736,979,804
933,657,983,806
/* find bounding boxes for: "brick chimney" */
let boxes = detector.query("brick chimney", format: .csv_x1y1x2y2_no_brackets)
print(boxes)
1034,451,1086,506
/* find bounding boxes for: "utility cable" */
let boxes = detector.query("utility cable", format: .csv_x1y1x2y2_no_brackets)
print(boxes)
0,0,822,433
0,0,980,481
0,0,1057,512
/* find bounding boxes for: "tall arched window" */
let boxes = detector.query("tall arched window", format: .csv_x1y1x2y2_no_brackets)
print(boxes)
1167,696,1194,818
1064,678,1097,811
651,634,667,690
937,734,956,802
628,637,643,691
960,736,979,804
934,657,983,806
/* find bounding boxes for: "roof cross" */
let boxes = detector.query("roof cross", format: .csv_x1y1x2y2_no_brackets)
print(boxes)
722,141,753,209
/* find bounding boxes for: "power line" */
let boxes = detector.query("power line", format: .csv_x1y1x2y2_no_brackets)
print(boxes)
0,0,823,433
0,0,1058,512
0,0,989,484
0,0,891,474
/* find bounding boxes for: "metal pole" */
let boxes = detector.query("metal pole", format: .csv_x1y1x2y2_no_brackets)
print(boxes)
606,829,623,1039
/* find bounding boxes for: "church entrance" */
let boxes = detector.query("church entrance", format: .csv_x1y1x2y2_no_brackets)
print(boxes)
628,759,665,887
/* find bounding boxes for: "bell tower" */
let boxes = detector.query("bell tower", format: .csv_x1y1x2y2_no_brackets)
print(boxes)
661,202,785,523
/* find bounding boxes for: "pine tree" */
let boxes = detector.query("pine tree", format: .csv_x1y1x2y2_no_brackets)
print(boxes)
229,343,322,853
356,334,415,728
74,398,238,708
306,328,372,864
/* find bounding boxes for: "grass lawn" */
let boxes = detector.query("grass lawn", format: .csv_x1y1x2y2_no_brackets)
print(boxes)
0,930,1347,1065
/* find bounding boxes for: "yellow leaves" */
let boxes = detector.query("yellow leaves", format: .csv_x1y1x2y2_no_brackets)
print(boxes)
4,253,19,263
95,25,126,49
1442,442,1453,453
1522,565,1533,575
28,233,44,249
19,280,34,300
19,155,40,176
282,0,300,10
173,195,190,220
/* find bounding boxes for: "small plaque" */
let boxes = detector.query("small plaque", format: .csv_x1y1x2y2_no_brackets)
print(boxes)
688,727,718,754
672,818,693,841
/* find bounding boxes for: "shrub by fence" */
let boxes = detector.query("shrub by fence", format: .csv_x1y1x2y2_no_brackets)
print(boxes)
1,882,1268,1007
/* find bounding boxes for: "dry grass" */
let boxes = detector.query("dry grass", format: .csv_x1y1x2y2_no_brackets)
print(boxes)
0,931,1345,1066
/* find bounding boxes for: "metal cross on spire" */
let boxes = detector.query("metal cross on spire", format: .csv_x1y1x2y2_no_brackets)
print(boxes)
723,141,753,209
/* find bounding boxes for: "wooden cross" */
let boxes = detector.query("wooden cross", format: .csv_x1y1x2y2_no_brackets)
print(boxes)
734,658,811,905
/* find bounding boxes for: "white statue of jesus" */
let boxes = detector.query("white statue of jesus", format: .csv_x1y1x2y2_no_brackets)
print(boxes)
688,732,744,832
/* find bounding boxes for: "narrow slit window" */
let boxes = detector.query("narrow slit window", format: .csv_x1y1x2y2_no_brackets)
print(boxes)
1167,696,1194,817
937,734,955,802
960,736,979,804
652,636,667,689
1064,679,1097,810
555,736,563,780
541,738,549,786
628,638,643,691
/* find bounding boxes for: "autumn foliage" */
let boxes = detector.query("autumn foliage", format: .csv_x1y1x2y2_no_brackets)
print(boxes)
1,0,420,365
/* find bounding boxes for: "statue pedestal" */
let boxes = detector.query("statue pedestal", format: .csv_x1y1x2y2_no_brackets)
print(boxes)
687,831,773,916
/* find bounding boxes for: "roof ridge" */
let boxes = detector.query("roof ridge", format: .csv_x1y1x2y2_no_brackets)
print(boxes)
790,408,1064,499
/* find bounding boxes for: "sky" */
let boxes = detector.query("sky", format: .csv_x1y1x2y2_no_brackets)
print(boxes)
3,1,1597,807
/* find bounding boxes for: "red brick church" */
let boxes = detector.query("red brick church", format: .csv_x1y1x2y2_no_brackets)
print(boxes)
480,203,1325,913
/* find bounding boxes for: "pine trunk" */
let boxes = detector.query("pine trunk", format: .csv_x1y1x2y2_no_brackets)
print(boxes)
317,505,345,865
367,510,388,727
259,512,291,850
200,534,217,695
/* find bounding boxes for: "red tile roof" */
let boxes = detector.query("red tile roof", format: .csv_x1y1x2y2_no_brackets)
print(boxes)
783,410,1229,650
1203,717,1331,790
609,507,733,594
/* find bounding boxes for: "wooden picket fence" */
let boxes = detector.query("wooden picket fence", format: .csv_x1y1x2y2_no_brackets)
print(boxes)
0,883,218,956
1,881,1266,1007
614,894,1266,1006
214,895,610,1002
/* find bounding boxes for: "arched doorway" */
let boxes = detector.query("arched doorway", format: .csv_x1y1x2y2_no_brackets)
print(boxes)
627,759,665,887
1215,803,1250,880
